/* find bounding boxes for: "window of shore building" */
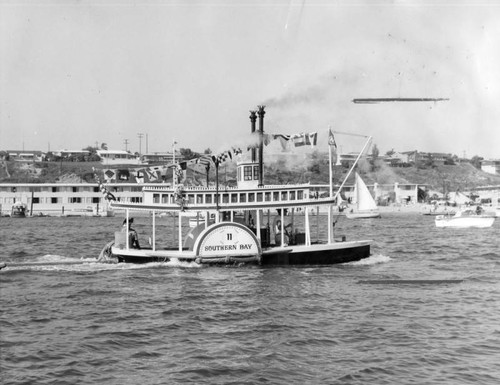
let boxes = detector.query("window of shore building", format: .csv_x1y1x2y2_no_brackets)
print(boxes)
239,193,246,203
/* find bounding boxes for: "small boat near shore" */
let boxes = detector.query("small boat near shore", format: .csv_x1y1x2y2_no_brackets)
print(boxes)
11,201,28,218
345,173,380,219
435,209,495,228
100,106,372,266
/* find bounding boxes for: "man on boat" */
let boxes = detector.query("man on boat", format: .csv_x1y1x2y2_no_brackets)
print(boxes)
122,218,140,249
274,219,293,246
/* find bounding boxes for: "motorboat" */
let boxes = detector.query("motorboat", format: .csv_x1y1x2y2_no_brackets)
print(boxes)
435,209,495,228
100,106,372,266
11,201,27,218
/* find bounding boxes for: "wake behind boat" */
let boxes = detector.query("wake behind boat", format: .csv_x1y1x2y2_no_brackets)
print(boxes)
346,173,381,219
435,208,495,228
100,106,372,266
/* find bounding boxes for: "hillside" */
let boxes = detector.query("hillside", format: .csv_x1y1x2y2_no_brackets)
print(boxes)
1,159,499,192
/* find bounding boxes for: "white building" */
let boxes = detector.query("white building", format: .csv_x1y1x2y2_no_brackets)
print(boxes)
96,150,144,166
481,159,500,175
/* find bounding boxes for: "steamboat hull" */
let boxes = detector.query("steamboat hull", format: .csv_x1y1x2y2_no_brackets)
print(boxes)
110,241,370,266
261,242,370,265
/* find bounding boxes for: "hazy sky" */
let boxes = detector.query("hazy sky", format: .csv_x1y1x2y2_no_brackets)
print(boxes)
1,0,499,159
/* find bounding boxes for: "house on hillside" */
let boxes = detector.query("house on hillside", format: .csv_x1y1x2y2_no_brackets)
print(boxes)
402,151,452,166
53,150,91,160
6,150,46,162
141,151,182,164
382,151,407,167
481,159,500,175
96,150,143,166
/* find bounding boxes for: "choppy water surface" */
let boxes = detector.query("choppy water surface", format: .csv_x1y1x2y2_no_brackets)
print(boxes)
1,214,499,384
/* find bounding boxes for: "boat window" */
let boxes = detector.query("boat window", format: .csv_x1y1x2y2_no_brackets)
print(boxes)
248,193,255,202
265,192,271,201
231,194,238,203
196,195,203,204
244,166,252,181
281,191,288,201
239,193,246,203
206,194,212,204
222,194,229,203
273,191,279,201
298,190,304,199
161,194,168,203
257,192,263,202
153,193,160,204
188,194,195,204
290,191,296,200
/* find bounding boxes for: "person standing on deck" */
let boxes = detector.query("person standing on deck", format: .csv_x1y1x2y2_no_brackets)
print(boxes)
122,218,140,249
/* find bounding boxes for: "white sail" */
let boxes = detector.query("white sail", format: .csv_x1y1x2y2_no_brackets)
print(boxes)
355,173,378,211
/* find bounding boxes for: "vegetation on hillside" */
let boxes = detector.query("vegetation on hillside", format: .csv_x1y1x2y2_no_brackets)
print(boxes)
1,153,499,192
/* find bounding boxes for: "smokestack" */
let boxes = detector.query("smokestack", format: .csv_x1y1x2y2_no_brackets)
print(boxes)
257,105,265,187
249,110,257,162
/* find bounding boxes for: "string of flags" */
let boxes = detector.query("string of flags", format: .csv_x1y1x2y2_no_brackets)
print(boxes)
92,167,117,201
95,130,320,184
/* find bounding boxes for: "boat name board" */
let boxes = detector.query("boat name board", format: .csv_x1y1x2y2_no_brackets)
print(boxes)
194,222,262,257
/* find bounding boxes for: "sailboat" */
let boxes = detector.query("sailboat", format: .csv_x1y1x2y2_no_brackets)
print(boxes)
346,173,381,219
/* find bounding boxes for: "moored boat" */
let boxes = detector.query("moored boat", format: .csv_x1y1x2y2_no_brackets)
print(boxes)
101,106,372,266
11,201,28,218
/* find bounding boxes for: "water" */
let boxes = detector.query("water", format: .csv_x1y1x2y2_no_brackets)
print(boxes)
1,214,500,384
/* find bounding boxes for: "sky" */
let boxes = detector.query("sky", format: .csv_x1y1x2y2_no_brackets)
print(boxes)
1,0,500,159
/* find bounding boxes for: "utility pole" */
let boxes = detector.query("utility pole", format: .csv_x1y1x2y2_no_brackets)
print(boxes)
124,139,129,151
172,140,177,188
137,133,144,155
